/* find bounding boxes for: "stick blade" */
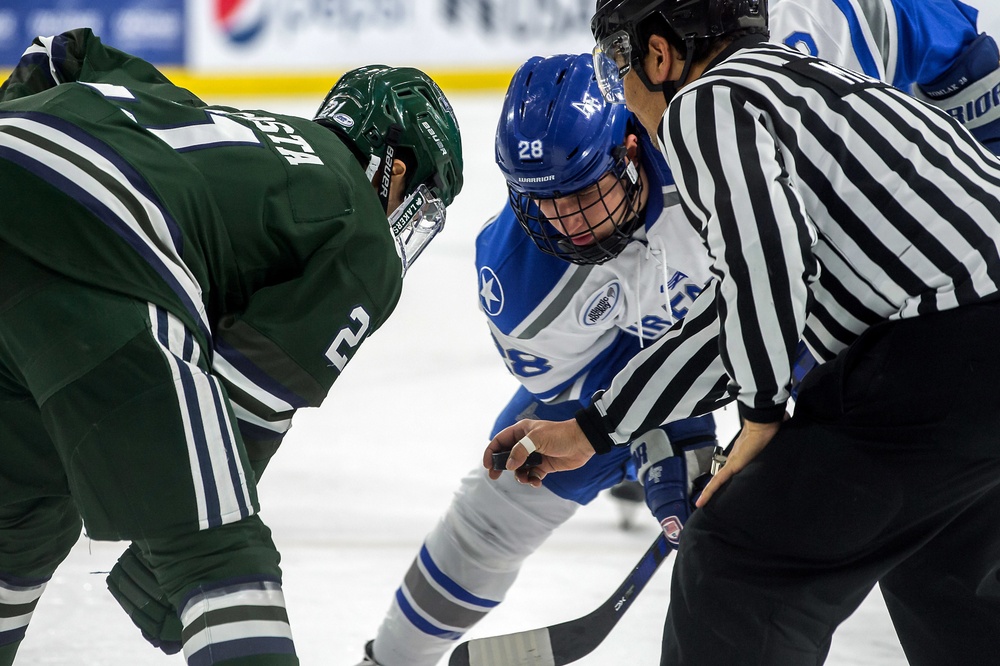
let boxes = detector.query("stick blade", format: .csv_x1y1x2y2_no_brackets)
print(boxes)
449,629,554,666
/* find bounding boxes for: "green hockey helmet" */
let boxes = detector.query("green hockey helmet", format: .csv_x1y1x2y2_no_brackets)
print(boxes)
314,65,464,209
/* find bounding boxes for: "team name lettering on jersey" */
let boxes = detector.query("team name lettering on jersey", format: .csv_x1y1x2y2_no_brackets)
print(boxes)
230,112,324,166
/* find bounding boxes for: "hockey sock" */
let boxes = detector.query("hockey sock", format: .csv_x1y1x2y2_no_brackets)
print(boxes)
0,574,48,666
178,577,297,665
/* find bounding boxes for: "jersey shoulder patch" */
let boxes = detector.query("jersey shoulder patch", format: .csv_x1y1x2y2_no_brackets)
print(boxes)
579,280,623,327
476,204,573,334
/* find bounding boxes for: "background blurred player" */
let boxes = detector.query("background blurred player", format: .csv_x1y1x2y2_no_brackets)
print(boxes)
770,0,1000,154
355,52,718,666
0,28,462,666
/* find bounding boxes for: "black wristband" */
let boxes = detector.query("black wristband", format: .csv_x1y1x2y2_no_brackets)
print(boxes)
737,401,787,424
574,404,616,455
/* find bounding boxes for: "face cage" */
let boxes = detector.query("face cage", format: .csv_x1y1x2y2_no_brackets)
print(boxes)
509,157,644,266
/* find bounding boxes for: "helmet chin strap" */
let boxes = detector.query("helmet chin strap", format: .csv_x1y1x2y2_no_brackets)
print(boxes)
662,37,697,105
376,124,404,213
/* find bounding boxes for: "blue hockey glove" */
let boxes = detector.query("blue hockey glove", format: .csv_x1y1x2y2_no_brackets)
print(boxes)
630,419,716,547
106,543,183,655
915,33,1000,154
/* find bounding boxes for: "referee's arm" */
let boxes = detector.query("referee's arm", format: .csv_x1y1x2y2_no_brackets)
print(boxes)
665,81,817,425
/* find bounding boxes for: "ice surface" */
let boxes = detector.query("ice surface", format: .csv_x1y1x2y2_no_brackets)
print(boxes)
19,94,905,665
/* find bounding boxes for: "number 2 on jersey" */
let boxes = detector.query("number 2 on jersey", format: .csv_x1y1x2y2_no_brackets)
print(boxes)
325,306,371,373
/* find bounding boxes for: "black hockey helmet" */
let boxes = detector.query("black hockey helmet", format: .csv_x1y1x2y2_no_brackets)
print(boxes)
591,0,767,101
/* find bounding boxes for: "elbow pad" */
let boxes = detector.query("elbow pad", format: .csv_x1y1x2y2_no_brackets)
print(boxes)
914,33,1000,154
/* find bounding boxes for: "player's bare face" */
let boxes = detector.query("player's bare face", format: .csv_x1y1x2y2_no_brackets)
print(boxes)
536,171,630,245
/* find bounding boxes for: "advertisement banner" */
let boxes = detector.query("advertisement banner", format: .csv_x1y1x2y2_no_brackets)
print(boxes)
190,0,596,73
0,0,185,67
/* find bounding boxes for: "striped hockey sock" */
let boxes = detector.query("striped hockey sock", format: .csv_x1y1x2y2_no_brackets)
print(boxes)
179,577,297,665
0,573,47,665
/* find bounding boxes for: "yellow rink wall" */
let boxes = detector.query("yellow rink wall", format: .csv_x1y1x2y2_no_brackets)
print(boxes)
0,68,517,100
161,68,517,98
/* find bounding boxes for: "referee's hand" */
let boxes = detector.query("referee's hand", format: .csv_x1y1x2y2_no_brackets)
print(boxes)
696,419,781,507
483,419,595,487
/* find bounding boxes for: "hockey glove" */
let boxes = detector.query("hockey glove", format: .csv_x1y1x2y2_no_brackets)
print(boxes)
630,419,716,547
914,33,1000,154
106,543,183,655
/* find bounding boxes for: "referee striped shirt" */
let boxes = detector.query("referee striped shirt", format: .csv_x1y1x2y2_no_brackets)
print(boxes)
579,37,1000,448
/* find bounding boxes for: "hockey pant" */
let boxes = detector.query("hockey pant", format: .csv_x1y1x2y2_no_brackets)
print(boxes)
0,245,297,665
663,301,1000,666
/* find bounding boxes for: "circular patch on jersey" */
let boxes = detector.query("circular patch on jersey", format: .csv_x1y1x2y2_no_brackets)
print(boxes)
479,266,504,317
332,113,355,128
580,280,623,327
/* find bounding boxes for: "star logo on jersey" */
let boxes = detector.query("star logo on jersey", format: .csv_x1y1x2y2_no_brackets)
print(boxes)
571,92,604,120
479,266,504,317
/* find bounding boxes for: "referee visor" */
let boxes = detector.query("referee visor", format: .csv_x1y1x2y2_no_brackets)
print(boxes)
593,30,631,104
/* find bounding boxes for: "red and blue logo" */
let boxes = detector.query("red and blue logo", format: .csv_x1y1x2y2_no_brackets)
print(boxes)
215,0,269,44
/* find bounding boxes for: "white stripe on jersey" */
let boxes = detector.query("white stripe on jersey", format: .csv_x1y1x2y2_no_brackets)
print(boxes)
212,353,298,415
230,401,293,435
33,36,64,84
149,305,254,530
0,116,211,337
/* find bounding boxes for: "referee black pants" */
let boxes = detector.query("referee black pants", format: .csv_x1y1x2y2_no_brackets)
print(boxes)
662,302,1000,666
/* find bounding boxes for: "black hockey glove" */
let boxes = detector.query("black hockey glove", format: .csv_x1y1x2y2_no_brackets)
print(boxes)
630,425,715,548
106,543,183,655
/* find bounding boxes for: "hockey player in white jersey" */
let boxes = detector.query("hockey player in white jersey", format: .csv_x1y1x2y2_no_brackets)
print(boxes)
355,53,719,666
770,0,1000,152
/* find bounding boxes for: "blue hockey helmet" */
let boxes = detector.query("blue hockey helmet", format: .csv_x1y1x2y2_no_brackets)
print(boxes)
495,53,644,265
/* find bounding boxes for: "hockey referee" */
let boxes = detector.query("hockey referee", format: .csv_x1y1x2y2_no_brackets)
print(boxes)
485,0,1000,663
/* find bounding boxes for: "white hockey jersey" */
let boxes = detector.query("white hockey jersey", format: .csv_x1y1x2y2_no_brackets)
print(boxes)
478,0,985,409
476,130,711,406
770,0,981,91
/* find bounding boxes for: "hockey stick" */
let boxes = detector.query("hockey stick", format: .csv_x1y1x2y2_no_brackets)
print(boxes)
448,532,672,666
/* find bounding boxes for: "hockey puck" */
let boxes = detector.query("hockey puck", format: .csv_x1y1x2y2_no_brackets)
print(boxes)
491,450,543,471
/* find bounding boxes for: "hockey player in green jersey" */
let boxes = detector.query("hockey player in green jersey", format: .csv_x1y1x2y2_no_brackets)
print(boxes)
0,28,463,665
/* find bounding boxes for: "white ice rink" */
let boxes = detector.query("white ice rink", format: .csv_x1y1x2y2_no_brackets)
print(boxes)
15,91,911,665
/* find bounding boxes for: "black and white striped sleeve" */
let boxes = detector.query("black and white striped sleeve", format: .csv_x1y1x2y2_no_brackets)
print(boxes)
577,81,818,449
575,277,734,450
665,81,819,423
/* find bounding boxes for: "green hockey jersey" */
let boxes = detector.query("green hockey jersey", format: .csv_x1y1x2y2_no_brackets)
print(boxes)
0,29,405,466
